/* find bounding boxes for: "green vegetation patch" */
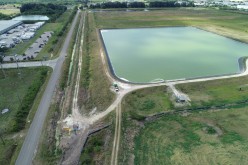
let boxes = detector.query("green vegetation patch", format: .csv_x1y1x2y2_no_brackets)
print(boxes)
123,86,173,116
133,108,248,165
176,76,248,107
20,3,66,22
80,134,105,164
0,12,11,19
0,139,18,165
79,121,114,165
0,4,20,16
205,126,217,135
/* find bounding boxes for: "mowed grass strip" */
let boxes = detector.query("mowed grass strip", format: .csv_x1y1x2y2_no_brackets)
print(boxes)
134,108,248,165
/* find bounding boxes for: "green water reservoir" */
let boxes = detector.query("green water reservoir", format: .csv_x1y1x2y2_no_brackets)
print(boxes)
101,27,248,83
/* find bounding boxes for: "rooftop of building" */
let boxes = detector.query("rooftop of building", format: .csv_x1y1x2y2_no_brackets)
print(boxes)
0,20,22,33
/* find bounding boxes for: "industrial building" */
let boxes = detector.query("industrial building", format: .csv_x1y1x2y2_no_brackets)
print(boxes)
0,21,45,49
0,20,23,35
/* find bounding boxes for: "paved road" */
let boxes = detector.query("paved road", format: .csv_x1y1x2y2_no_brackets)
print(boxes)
2,59,58,69
15,10,80,165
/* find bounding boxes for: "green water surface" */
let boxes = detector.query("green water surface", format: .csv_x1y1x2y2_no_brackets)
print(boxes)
101,27,248,83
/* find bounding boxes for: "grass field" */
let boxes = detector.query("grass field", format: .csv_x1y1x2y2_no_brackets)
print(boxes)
134,108,248,165
0,4,20,15
0,67,50,164
0,9,19,15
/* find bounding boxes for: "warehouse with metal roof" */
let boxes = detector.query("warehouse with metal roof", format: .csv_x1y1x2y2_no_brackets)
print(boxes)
0,20,23,35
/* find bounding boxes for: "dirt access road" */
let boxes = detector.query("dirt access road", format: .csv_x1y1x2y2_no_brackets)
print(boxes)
59,10,88,165
111,103,121,165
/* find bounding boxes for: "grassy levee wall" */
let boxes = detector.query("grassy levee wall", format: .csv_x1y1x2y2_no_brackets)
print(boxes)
78,12,114,114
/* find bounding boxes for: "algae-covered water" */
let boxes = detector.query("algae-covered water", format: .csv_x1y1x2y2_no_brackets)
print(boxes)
101,27,248,83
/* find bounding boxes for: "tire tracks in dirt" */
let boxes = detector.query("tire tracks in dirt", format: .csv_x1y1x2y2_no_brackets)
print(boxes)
111,103,121,165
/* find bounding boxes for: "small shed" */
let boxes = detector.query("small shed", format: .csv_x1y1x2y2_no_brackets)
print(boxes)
176,94,187,103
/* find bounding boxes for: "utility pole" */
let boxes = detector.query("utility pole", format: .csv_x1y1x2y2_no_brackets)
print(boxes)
0,62,6,79
14,54,21,78
0,129,5,145
0,55,6,79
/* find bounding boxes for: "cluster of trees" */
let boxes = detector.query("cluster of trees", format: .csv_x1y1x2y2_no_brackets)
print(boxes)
0,13,10,20
89,1,195,9
80,134,104,164
20,3,67,21
89,2,145,9
58,6,78,89
149,1,195,7
57,6,77,37
49,6,77,55
0,0,77,3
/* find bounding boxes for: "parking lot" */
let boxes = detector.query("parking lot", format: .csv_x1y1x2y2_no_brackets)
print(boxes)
24,31,52,59
3,31,52,62
0,22,45,49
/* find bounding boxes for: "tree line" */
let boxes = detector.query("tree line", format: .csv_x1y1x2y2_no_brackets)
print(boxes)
89,1,194,9
20,3,67,22
0,13,11,20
